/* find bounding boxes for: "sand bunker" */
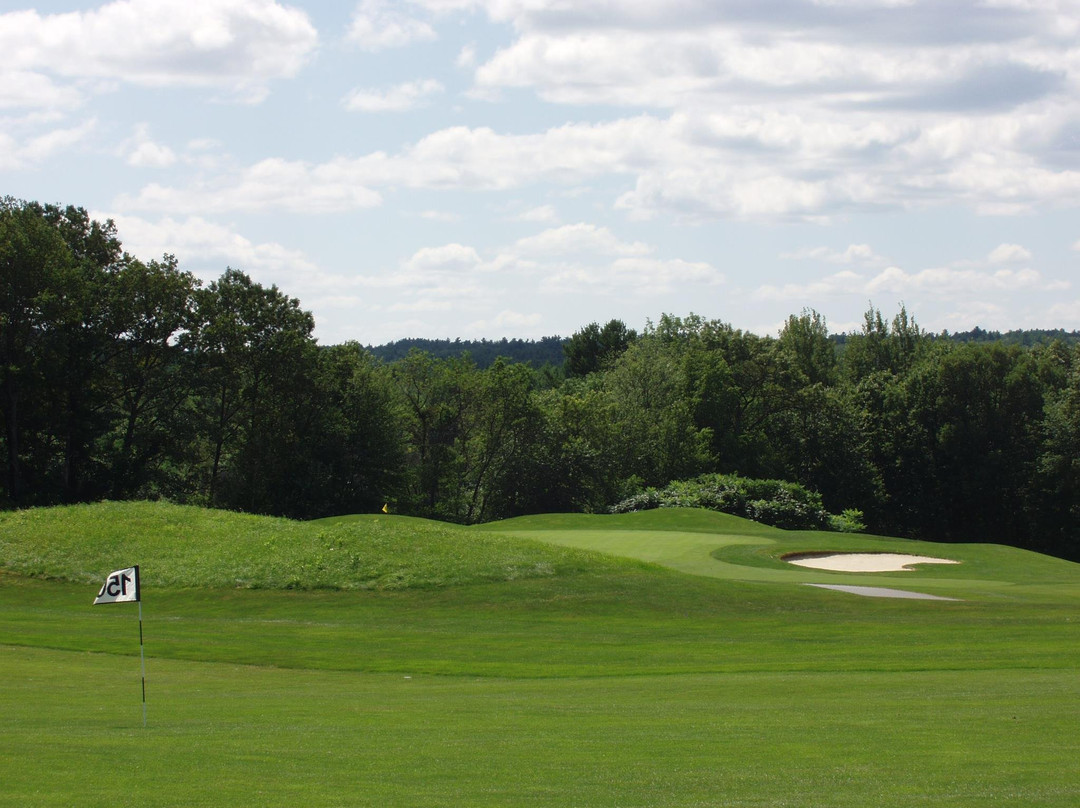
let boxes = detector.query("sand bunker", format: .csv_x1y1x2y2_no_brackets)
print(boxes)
805,584,959,601
784,552,960,572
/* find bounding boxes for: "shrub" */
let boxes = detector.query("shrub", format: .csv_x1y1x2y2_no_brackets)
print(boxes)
609,473,861,532
827,508,867,533
608,489,662,513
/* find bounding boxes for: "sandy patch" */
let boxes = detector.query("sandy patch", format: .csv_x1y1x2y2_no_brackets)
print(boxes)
784,552,960,572
806,584,960,601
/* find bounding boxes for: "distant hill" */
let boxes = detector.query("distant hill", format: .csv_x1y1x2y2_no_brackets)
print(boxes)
367,336,568,368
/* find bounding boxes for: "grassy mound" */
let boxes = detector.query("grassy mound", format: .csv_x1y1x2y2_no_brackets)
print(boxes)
0,501,627,591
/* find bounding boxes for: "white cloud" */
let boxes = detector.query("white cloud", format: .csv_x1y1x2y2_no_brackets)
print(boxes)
469,19,1072,112
0,0,317,106
97,0,1080,228
188,137,222,151
466,310,544,334
121,124,177,168
755,270,866,301
119,157,383,214
781,243,887,265
617,167,831,221
404,243,482,274
456,43,477,68
347,0,437,50
755,260,1068,302
116,117,663,213
610,256,724,293
387,299,454,313
865,265,1064,296
114,101,1080,223
341,221,723,325
541,255,723,296
362,242,504,307
424,0,1080,223
513,223,651,257
1048,299,1080,325
0,117,97,169
988,243,1033,263
513,204,559,223
102,213,318,279
97,213,407,337
343,79,444,112
0,70,84,110
939,301,1009,331
417,209,462,222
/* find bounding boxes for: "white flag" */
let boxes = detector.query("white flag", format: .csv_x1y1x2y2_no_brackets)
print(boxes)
94,566,140,604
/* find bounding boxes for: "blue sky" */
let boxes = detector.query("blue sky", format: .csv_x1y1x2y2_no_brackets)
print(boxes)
3,0,1079,345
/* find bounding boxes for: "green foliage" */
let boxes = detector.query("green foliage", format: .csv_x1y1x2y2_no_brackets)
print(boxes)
368,335,567,368
827,508,868,533
609,472,858,531
602,335,713,486
563,318,636,377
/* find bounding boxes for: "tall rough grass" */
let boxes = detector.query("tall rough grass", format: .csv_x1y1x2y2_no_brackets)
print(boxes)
0,501,623,591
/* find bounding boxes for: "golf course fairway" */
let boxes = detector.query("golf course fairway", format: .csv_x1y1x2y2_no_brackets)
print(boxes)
2,502,1079,807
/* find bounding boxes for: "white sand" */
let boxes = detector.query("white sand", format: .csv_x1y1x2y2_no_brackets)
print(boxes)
785,552,960,572
805,584,960,601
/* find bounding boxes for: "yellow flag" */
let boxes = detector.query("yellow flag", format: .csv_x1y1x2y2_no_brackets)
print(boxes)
381,503,389,514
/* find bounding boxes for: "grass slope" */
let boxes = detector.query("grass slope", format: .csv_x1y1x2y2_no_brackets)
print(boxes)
0,501,627,590
2,502,1080,807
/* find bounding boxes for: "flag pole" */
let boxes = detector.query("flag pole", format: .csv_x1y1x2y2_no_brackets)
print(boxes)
139,598,146,727
93,565,146,726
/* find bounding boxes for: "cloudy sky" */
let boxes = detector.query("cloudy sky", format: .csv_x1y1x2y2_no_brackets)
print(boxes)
3,0,1080,344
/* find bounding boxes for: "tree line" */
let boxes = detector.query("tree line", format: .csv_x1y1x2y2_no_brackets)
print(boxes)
367,336,566,369
4,198,1080,560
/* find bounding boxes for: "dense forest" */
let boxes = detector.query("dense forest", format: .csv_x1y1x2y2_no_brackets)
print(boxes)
4,198,1080,560
367,336,566,369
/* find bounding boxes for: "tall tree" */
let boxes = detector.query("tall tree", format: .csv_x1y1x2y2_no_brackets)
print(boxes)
1036,346,1080,557
779,309,837,387
458,357,539,522
0,199,123,503
279,343,406,518
604,334,712,487
186,268,316,509
39,204,124,501
105,255,200,499
564,319,637,378
506,380,624,515
0,199,73,503
392,350,475,519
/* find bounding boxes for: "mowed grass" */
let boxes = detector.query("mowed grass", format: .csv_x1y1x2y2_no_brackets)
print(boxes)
2,502,1080,807
476,509,1080,599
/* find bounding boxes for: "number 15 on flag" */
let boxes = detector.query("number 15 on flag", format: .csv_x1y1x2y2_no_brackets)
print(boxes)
94,566,140,605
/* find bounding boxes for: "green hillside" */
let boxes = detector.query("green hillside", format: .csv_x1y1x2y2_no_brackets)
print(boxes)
0,501,626,591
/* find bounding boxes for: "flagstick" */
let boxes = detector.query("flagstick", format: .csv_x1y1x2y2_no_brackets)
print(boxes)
139,599,147,727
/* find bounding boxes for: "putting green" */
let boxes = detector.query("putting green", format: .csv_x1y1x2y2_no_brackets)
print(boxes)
480,510,1075,601
495,527,783,579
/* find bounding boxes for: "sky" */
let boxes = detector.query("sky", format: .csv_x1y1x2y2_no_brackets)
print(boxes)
2,0,1080,346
